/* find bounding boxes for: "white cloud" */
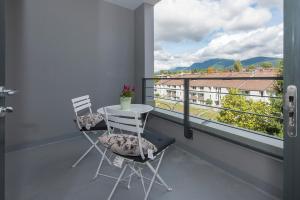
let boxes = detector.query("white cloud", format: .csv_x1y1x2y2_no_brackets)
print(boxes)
224,7,272,31
154,49,197,71
154,0,272,42
154,0,283,71
155,24,283,71
195,23,283,60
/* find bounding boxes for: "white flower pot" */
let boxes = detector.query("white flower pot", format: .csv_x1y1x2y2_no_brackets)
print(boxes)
120,97,132,110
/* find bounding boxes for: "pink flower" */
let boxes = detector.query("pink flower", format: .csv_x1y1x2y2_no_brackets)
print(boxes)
121,84,135,97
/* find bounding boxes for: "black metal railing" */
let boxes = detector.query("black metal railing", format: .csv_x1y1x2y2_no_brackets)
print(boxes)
142,76,284,140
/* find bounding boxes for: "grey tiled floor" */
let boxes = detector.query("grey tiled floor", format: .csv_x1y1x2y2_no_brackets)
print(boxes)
6,135,278,200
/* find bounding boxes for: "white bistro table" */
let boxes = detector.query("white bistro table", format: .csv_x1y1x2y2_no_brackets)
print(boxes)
97,104,153,115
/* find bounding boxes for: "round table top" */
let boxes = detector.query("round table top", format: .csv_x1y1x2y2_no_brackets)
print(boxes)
97,104,153,114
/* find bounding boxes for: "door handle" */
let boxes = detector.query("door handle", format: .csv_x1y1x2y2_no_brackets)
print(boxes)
0,86,17,97
285,85,297,137
0,106,13,117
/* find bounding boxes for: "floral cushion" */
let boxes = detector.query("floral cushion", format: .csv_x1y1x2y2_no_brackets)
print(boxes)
99,134,157,157
77,113,103,130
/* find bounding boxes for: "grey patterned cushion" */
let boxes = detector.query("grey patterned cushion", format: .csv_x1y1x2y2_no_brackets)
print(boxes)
99,134,158,156
77,113,103,130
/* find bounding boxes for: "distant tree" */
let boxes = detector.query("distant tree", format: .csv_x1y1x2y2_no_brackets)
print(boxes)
207,66,216,73
276,59,283,68
268,97,283,138
191,69,198,74
233,60,243,72
206,99,213,105
269,60,284,138
217,89,283,138
261,62,273,68
248,65,256,70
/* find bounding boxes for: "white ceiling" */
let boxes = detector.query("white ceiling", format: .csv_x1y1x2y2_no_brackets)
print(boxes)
104,0,160,10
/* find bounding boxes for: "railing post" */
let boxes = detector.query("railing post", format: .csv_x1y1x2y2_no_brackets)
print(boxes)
142,78,146,104
184,79,193,139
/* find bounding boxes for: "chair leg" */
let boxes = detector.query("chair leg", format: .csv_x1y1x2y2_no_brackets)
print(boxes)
127,163,135,189
146,159,172,191
72,131,111,167
84,132,111,165
72,144,94,168
139,168,146,195
144,151,171,200
93,148,108,179
107,164,128,200
94,144,112,165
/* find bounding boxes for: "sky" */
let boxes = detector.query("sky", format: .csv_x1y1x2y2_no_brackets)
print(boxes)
154,0,283,71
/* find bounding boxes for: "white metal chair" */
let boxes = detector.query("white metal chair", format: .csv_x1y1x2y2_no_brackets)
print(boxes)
99,107,175,200
71,95,111,169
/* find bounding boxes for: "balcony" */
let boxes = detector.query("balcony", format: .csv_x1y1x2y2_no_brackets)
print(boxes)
5,76,283,200
2,0,285,200
6,133,281,200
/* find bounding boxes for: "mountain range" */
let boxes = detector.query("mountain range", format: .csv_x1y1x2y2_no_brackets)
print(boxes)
166,57,282,72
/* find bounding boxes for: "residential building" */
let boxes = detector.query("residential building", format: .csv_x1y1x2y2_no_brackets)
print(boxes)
155,70,278,106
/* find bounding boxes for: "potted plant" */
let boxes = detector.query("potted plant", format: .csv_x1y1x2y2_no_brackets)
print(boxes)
120,84,135,110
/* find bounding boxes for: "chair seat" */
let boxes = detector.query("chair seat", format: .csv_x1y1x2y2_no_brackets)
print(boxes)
74,119,108,131
116,130,175,163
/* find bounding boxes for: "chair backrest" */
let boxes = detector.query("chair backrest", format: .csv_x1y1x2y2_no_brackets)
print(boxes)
71,95,93,117
104,107,146,159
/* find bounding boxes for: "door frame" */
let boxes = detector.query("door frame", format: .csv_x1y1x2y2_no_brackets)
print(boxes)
0,0,5,199
283,0,300,199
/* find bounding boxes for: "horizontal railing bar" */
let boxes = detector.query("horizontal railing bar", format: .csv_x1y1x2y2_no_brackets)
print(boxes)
153,97,183,103
146,87,182,90
189,101,283,120
144,77,283,80
152,97,283,120
148,87,281,99
188,90,281,99
190,90,280,99
153,106,184,115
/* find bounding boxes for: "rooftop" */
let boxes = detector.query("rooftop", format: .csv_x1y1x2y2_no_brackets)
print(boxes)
156,70,279,91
